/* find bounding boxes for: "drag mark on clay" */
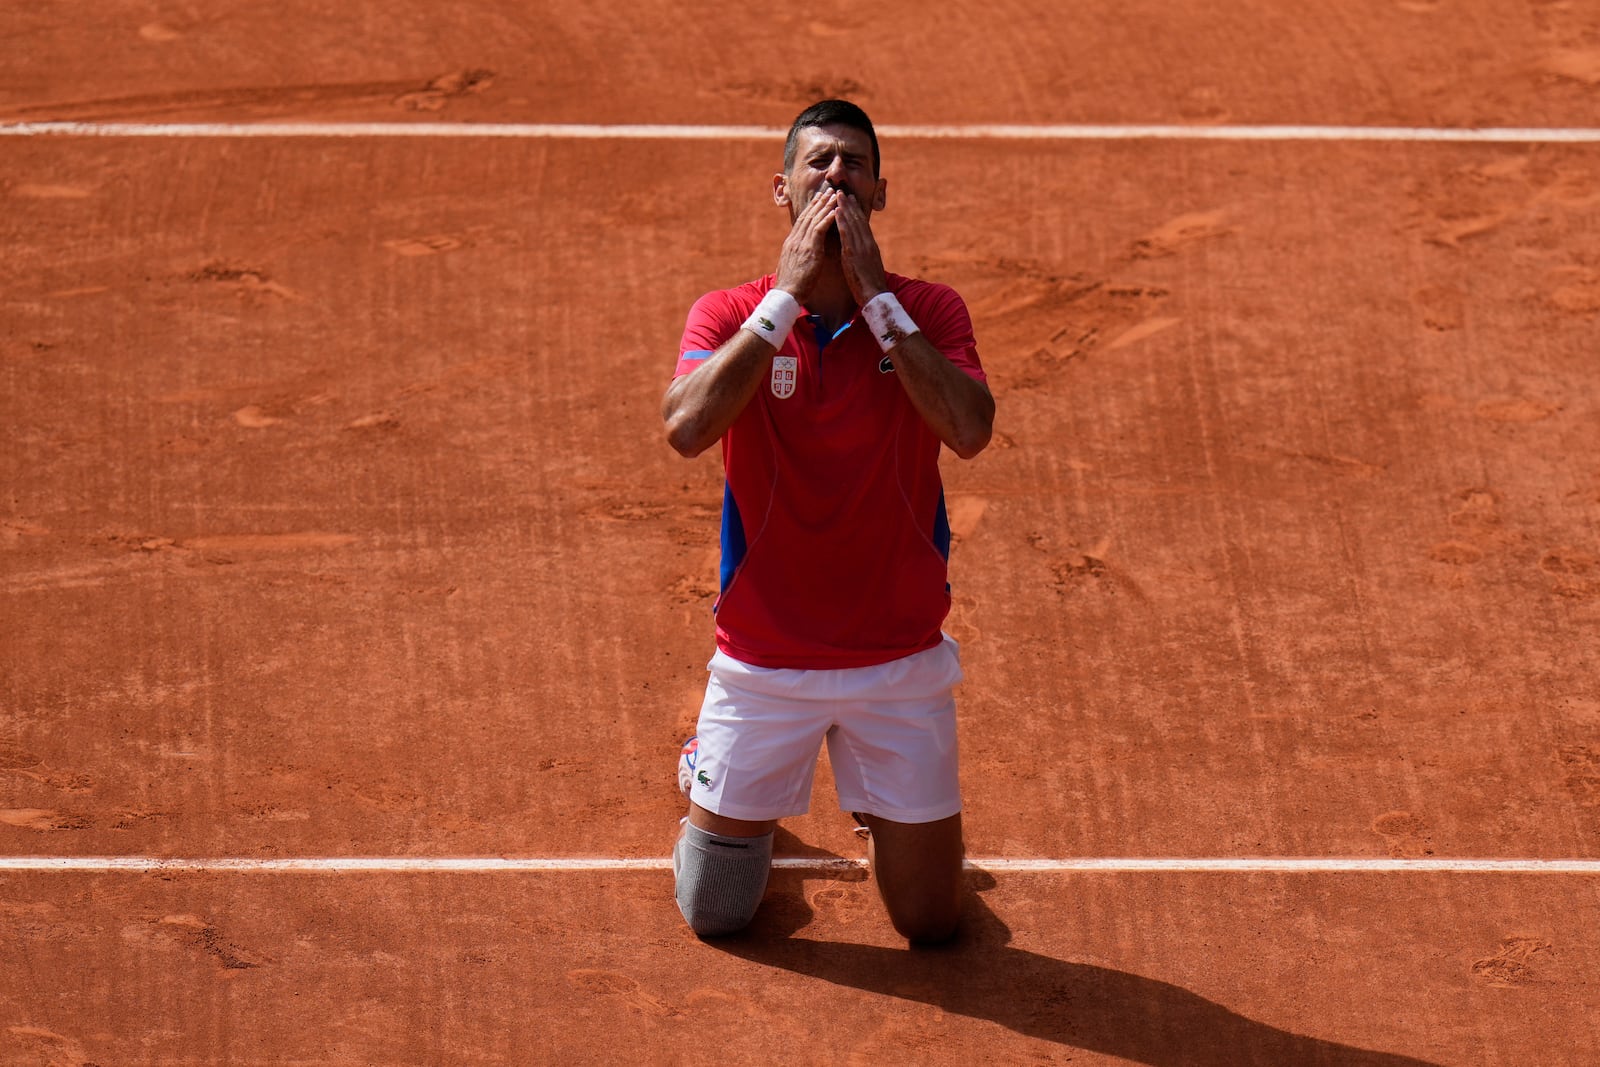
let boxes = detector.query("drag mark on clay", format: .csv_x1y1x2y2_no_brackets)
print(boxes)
232,404,284,427
1104,315,1181,351
3,70,496,122
565,969,677,1017
706,75,866,108
1427,541,1483,566
945,495,989,543
1427,488,1521,577
1410,285,1465,331
1541,47,1600,86
0,743,42,771
1052,538,1150,602
148,914,266,972
354,791,424,816
187,264,301,301
392,69,496,112
1251,443,1386,478
667,567,718,606
0,808,91,831
344,411,400,431
807,883,873,926
1540,549,1598,598
0,518,50,545
1130,208,1232,259
956,259,1170,390
178,532,358,554
1406,162,1516,248
1548,267,1600,314
1471,937,1553,987
383,234,463,257
10,183,93,199
1474,397,1562,423
1450,488,1501,532
1371,810,1434,858
1428,211,1510,248
1410,154,1599,251
0,742,93,793
138,21,185,41
1542,548,1597,575
222,386,334,427
3,1026,91,1067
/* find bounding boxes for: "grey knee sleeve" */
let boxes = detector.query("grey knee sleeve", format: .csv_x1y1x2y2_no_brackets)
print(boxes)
673,823,774,937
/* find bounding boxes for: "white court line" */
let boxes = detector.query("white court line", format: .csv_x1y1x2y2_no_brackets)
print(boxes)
3,121,1600,143
2,856,1599,873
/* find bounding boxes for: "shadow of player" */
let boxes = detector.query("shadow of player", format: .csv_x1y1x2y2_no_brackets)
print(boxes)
716,858,1442,1067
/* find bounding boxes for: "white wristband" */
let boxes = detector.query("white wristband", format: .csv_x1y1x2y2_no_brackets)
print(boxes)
861,292,919,353
741,288,802,348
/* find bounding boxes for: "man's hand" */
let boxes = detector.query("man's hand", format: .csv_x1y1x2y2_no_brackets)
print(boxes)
773,186,842,304
835,192,889,307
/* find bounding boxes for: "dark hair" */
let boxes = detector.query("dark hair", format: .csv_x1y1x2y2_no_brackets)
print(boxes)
783,99,880,178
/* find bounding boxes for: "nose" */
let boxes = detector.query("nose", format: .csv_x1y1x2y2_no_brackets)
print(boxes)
824,156,848,186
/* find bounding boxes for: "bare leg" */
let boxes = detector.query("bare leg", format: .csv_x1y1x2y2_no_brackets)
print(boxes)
686,801,778,839
859,811,965,945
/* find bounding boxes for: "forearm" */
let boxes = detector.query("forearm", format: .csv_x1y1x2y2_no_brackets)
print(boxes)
886,332,995,459
834,203,993,458
662,331,776,458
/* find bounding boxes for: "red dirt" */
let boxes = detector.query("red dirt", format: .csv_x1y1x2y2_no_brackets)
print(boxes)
3,2,1600,1064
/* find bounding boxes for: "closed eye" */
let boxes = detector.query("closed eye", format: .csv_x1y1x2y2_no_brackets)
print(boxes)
808,153,867,170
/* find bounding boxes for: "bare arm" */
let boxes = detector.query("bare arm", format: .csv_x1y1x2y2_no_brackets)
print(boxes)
662,331,776,458
662,186,846,458
875,330,994,460
835,196,995,459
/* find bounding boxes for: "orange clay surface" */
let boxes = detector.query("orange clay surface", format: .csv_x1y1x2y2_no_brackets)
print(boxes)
3,2,1600,1064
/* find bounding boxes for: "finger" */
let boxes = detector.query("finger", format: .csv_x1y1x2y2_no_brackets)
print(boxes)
786,207,830,255
799,185,836,221
803,200,841,242
836,201,870,251
809,188,841,226
836,192,869,230
835,203,859,252
790,191,832,240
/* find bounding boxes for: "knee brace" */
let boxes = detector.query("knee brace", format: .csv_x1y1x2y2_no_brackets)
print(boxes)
673,822,774,937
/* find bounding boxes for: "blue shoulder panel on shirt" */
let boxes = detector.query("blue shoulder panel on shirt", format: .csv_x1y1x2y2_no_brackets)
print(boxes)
682,349,712,362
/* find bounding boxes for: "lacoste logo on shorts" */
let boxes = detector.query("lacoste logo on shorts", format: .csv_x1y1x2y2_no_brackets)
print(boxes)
771,355,797,399
697,770,712,787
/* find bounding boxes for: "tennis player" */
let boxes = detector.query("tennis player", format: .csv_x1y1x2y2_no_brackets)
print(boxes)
662,99,994,944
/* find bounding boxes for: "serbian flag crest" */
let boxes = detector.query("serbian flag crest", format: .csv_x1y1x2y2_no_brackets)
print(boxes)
770,356,797,399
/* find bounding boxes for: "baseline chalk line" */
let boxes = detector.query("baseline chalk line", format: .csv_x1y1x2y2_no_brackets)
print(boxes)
3,856,1598,874
3,121,1600,144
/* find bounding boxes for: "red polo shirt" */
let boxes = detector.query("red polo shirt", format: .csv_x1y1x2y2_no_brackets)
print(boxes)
674,273,986,669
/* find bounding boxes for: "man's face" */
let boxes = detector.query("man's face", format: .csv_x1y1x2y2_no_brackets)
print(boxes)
775,123,887,223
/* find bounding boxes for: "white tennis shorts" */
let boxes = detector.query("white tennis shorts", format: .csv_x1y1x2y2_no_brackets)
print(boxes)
687,634,964,824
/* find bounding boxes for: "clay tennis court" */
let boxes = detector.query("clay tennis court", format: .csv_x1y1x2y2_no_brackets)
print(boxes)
3,2,1599,1063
